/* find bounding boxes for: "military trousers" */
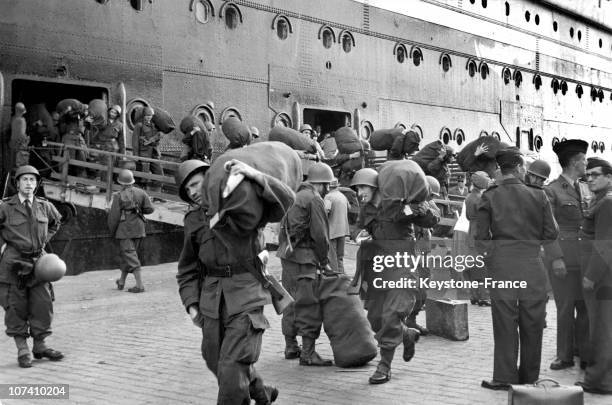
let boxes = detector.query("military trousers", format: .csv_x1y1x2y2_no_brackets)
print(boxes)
280,260,323,340
583,288,612,391
548,269,589,362
118,238,143,274
136,147,164,189
365,289,416,351
330,237,345,274
0,281,53,340
201,297,270,405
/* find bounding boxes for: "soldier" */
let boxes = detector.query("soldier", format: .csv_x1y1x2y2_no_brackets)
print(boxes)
9,102,30,170
351,167,440,384
0,165,63,368
544,140,590,371
576,157,612,394
447,174,469,198
427,145,455,199
324,178,350,273
525,159,551,188
107,169,154,293
175,158,294,404
476,148,559,390
132,107,164,192
277,162,334,366
181,121,212,161
299,124,315,140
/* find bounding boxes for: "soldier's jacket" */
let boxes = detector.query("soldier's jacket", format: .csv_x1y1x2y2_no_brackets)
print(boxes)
132,122,160,157
544,175,592,270
177,174,295,319
582,188,612,287
97,120,125,154
278,182,329,267
0,195,61,285
107,186,154,239
475,177,559,258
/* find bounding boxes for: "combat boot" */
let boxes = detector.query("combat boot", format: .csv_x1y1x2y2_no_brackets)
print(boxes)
402,326,420,362
299,337,332,366
284,335,301,360
15,336,32,368
369,348,394,384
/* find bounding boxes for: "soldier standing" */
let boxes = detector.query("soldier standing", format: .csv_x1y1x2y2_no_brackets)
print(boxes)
107,169,154,293
324,178,350,273
576,157,612,394
0,165,63,368
9,102,30,170
543,140,591,371
351,167,440,384
277,162,334,366
476,148,559,390
132,107,164,192
175,158,294,404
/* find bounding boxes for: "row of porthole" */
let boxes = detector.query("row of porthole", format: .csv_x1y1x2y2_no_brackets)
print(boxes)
552,137,607,154
467,0,609,50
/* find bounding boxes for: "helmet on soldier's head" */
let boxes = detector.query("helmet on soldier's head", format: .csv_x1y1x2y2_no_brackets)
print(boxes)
15,165,41,181
307,162,334,184
300,124,313,134
143,106,154,116
350,168,378,188
109,105,122,115
34,254,66,282
527,159,551,180
425,176,440,197
176,160,210,202
117,169,135,185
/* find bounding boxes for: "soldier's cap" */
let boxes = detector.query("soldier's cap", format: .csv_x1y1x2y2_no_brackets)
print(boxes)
495,147,523,169
552,139,588,158
586,157,612,171
471,171,491,189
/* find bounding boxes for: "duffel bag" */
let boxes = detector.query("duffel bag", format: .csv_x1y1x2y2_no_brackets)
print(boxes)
269,126,317,154
334,127,362,154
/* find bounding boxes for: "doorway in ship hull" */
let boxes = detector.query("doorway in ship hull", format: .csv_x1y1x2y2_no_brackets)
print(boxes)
303,108,351,142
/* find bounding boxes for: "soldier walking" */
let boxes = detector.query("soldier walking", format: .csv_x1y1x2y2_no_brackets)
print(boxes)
107,169,154,293
0,165,63,368
476,148,559,390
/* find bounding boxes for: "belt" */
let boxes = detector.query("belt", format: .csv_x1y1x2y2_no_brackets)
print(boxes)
206,260,255,278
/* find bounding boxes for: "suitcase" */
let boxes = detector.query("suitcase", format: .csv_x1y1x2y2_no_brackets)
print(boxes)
508,379,583,405
425,298,469,341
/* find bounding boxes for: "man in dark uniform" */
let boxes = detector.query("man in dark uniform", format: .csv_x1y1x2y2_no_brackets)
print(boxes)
351,167,440,384
175,158,294,404
132,107,164,192
544,139,591,370
0,165,63,368
575,158,612,394
108,169,154,293
477,148,559,390
277,162,334,366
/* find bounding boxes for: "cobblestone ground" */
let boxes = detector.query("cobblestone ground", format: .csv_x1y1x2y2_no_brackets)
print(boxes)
0,245,608,405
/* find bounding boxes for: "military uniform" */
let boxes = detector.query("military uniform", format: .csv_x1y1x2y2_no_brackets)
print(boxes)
544,175,591,365
0,194,61,345
476,177,559,385
132,121,164,189
108,185,153,276
177,174,293,404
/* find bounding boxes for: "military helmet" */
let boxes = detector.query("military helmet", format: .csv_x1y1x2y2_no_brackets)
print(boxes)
109,105,122,115
425,176,441,197
250,126,260,138
350,168,378,188
299,124,313,133
143,106,154,116
527,159,551,180
35,253,67,282
117,169,135,185
15,165,41,181
307,162,334,184
176,159,210,202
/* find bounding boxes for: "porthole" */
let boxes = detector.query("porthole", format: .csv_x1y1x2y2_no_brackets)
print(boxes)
95,0,109,4
552,137,560,148
533,74,542,90
576,84,583,99
534,135,543,152
599,38,603,48
513,70,522,87
535,14,540,25
481,0,487,8
440,127,452,145
191,103,215,126
396,44,407,63
410,47,423,67
340,31,355,53
525,11,530,22
479,62,489,80
469,0,475,4
193,0,214,24
439,53,452,72
592,141,599,153
570,27,574,38
220,106,242,123
502,67,512,85
411,124,423,141
505,2,510,16
491,131,501,140
598,89,604,102
561,137,567,142
561,80,568,95
222,3,242,30
325,61,332,70
273,112,292,128
130,0,143,11
467,59,478,78
126,98,151,130
319,26,335,49
454,129,465,146
591,87,598,102
479,130,488,138
551,78,559,94
553,21,558,32
394,122,407,130
273,15,293,40
599,142,605,152
360,120,374,140
578,30,582,42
